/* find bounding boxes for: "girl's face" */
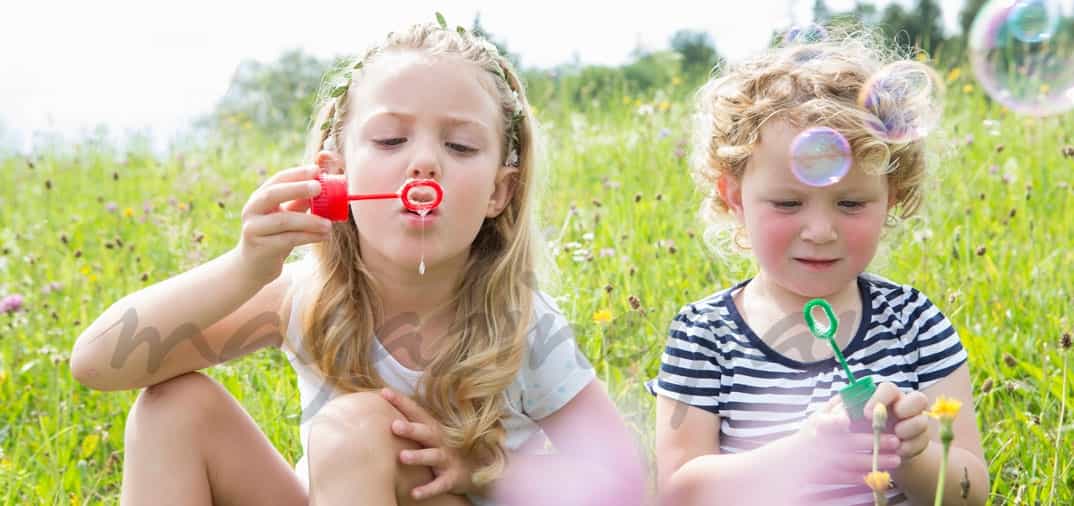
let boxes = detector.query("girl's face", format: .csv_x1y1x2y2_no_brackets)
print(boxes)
340,51,515,275
720,121,893,300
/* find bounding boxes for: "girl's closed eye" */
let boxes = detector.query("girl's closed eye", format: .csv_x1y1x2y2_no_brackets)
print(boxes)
771,200,802,210
446,141,478,154
374,137,407,147
837,200,868,211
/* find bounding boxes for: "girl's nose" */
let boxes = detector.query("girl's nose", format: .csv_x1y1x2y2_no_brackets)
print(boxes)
800,217,837,244
407,158,440,180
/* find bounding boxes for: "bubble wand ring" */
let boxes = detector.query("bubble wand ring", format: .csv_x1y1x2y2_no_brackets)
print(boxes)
309,174,444,222
804,298,876,421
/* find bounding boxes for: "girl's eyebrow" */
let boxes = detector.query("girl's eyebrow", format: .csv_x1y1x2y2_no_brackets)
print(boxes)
363,110,491,131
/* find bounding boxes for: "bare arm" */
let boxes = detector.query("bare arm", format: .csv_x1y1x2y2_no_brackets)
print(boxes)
69,250,296,391
655,395,828,505
70,162,332,391
891,364,989,505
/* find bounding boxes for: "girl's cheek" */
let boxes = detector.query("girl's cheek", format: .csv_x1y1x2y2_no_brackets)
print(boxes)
749,209,798,260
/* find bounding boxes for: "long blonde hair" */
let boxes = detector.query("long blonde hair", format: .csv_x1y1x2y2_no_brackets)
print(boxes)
294,21,537,485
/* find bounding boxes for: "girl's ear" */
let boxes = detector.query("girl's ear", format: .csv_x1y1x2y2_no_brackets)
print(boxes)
486,166,519,218
717,174,745,222
315,150,345,175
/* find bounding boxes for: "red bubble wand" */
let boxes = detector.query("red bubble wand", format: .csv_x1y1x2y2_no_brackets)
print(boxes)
309,174,444,222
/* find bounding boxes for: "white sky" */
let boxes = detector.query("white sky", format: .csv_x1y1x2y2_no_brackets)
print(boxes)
0,0,966,153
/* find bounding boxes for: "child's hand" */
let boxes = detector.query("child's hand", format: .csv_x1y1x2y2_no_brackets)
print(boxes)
380,388,482,500
793,396,902,485
235,161,334,285
865,382,931,462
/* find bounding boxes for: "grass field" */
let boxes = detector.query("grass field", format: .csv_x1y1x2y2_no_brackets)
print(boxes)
1,64,1072,504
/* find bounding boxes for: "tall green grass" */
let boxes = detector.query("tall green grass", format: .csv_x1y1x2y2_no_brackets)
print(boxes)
1,66,1071,504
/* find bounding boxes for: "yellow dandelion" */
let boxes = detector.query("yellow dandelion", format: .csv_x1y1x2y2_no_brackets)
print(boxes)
864,470,891,491
946,67,961,82
622,96,631,105
80,266,91,276
915,52,929,62
1040,83,1051,94
633,98,643,107
123,207,134,218
178,202,188,211
0,455,11,471
592,309,613,324
0,369,7,386
242,120,253,130
88,274,98,283
671,76,683,86
928,396,962,421
658,101,671,112
963,84,974,94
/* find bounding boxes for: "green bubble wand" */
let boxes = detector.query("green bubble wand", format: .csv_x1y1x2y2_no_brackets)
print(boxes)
803,299,876,421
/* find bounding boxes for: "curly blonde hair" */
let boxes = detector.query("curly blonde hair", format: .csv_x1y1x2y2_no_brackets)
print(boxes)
692,29,937,238
292,21,537,486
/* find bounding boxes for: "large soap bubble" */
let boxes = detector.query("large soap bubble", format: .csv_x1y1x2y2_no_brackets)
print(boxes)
969,0,1074,116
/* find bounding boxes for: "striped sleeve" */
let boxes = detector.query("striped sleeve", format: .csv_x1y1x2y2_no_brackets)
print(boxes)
648,304,724,414
903,289,967,390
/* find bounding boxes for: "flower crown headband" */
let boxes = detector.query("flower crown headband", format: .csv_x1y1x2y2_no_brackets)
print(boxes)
319,12,524,167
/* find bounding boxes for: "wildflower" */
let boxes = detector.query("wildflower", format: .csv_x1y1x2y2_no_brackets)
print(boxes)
657,128,671,139
946,67,961,82
928,396,961,506
658,101,670,112
671,76,683,86
0,294,24,314
962,84,974,94
867,403,890,505
105,202,118,213
627,295,641,311
123,207,134,218
864,471,891,492
1062,333,1071,350
592,309,613,324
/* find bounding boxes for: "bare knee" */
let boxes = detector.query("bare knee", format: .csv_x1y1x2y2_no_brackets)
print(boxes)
307,391,429,497
126,372,227,440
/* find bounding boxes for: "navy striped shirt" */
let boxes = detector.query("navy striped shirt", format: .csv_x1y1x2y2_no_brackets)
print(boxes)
648,273,967,505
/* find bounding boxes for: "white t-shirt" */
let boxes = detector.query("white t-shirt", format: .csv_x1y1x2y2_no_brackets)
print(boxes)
280,261,595,504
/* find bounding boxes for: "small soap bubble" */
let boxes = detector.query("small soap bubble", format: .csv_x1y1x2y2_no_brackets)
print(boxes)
969,0,1074,117
1009,0,1059,42
783,23,829,45
859,61,944,143
790,127,852,187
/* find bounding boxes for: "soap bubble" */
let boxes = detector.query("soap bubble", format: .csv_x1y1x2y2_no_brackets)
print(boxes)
790,127,852,187
858,61,945,143
784,23,829,45
969,0,1074,117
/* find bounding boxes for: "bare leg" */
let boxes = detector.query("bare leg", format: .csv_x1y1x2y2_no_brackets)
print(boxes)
121,372,307,506
307,391,471,506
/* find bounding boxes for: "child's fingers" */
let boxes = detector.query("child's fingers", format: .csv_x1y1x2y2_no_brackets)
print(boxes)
893,412,930,442
315,150,345,174
411,473,454,501
259,164,320,188
833,452,902,475
391,419,440,448
891,390,929,420
864,382,902,418
380,388,436,425
243,211,332,239
400,447,445,467
244,180,322,218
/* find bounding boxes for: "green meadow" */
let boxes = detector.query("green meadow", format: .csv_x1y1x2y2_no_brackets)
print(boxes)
1,64,1072,504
